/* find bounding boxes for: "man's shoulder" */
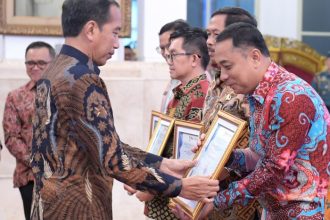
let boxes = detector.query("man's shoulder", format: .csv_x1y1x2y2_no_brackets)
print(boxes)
7,82,30,97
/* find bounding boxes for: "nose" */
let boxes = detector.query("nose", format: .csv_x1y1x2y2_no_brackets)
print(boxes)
32,65,42,70
207,35,215,47
220,70,228,82
113,37,120,49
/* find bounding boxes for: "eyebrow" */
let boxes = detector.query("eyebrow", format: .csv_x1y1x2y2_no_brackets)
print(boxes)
219,60,231,65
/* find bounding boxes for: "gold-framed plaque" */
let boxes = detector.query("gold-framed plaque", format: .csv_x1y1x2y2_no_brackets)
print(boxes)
173,120,203,160
171,110,247,219
149,110,163,139
145,113,175,155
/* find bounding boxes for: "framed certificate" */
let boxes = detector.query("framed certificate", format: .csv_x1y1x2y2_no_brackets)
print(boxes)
171,110,247,219
146,113,175,155
173,120,203,161
149,111,163,138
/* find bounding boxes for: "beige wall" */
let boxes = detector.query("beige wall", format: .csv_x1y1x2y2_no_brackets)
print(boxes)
0,60,170,220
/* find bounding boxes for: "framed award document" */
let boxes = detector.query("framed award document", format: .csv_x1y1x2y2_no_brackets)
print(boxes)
171,110,247,219
146,113,175,155
149,110,163,138
173,120,203,160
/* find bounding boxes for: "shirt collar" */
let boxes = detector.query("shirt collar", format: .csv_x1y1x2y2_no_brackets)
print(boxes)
60,44,100,75
173,74,207,99
26,80,36,91
249,61,279,104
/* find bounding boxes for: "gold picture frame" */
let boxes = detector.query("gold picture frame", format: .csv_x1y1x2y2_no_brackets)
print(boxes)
0,0,131,37
149,110,163,139
173,120,204,161
171,110,247,219
145,113,175,156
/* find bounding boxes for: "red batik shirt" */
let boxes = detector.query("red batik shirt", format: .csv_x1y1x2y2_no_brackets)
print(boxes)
3,80,36,187
167,73,209,122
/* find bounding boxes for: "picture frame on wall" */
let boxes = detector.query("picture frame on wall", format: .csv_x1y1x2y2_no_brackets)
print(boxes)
0,0,131,37
173,120,203,161
171,110,247,219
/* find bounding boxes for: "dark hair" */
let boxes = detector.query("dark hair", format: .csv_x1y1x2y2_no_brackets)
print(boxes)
170,27,210,69
62,0,119,37
159,19,190,35
211,7,257,27
216,22,270,57
25,41,56,59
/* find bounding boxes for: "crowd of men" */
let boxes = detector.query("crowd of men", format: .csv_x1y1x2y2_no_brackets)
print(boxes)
0,0,329,220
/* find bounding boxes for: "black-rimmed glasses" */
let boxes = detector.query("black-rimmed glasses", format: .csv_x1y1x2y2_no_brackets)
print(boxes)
25,60,51,68
165,53,200,63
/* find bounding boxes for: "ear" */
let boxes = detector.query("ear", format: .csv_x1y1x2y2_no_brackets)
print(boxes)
191,54,199,67
83,20,99,42
250,48,262,67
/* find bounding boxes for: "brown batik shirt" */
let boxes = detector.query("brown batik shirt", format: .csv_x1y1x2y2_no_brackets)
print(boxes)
30,45,182,220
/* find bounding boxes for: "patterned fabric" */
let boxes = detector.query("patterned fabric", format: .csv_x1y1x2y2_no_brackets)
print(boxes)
3,80,36,188
167,74,209,122
202,70,249,131
214,62,330,219
145,73,209,220
160,79,180,114
311,71,330,109
201,69,260,220
30,45,182,220
326,184,330,220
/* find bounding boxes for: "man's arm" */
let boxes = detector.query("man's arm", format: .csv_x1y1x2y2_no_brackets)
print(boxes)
3,93,30,166
80,79,218,199
214,92,316,210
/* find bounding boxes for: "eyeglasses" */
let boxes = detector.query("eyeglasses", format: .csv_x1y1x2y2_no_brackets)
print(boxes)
25,60,50,68
165,52,200,63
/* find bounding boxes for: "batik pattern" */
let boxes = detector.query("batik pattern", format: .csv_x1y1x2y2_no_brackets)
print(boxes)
202,69,260,220
145,73,209,220
3,80,36,188
30,45,182,220
215,62,330,220
167,74,209,122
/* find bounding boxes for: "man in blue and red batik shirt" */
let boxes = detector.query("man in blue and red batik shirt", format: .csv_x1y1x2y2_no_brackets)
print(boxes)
206,23,330,219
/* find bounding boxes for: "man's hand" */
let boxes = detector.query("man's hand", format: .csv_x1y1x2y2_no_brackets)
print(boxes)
192,133,206,153
135,191,155,202
197,202,214,219
179,176,219,202
171,204,191,220
160,158,197,178
123,184,137,196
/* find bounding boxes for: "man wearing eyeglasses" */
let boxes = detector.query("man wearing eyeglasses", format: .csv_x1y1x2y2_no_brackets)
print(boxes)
3,41,55,220
134,27,211,220
165,27,210,119
156,19,190,113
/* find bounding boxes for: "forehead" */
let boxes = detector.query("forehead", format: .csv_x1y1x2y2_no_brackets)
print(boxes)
107,5,121,28
214,38,239,61
169,37,184,51
159,31,172,45
207,14,226,32
26,47,51,59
